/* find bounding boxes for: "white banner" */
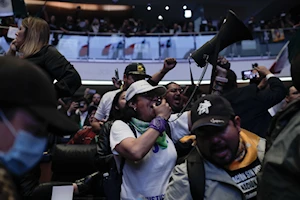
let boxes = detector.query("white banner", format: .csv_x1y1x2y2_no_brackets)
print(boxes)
0,0,13,17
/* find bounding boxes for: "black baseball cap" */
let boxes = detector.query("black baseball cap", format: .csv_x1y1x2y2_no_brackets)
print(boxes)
191,94,235,132
124,63,151,78
0,56,79,135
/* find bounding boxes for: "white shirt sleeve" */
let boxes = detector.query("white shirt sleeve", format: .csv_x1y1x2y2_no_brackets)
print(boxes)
110,120,138,155
266,73,275,79
94,97,108,120
168,111,190,143
94,90,119,120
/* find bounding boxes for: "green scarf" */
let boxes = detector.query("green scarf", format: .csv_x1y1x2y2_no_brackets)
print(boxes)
130,118,168,149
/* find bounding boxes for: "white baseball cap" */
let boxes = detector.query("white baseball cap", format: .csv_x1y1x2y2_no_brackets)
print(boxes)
125,80,166,101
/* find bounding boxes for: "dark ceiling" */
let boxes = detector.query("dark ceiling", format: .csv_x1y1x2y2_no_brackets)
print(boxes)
27,0,299,28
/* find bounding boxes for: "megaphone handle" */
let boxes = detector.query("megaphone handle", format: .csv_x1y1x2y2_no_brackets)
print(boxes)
169,61,209,123
211,66,228,95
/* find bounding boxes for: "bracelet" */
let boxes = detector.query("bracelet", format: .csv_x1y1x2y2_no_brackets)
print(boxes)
149,116,167,134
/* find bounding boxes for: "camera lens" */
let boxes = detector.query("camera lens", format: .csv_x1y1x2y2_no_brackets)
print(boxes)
252,63,258,68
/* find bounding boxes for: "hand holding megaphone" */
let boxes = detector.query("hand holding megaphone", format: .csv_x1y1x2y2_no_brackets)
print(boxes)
212,66,228,95
217,56,231,70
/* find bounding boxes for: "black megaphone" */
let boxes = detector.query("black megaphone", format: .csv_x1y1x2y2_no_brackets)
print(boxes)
191,10,253,68
191,10,253,93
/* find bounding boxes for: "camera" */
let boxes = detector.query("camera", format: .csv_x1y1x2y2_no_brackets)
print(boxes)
241,63,260,80
252,63,258,68
241,69,259,80
77,101,86,108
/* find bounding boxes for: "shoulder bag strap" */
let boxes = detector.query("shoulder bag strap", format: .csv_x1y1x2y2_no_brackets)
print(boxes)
187,146,205,200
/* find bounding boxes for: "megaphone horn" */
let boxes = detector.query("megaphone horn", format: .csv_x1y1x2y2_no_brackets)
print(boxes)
191,10,253,68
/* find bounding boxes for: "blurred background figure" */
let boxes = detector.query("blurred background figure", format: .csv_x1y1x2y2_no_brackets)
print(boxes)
0,56,79,198
5,17,81,99
67,105,98,144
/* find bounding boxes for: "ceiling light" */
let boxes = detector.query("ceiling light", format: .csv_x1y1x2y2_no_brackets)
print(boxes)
25,0,130,11
158,15,163,20
165,6,169,10
184,10,192,18
183,5,187,10
147,5,151,11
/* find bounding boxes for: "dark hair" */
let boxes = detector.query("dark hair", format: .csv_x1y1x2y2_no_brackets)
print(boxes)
75,97,89,105
223,69,237,92
88,105,97,115
165,81,178,89
108,90,127,121
286,84,295,96
120,104,137,123
120,95,138,123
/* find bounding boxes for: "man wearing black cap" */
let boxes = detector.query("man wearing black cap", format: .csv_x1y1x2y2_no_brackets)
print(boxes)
93,58,177,122
0,57,80,198
166,95,266,200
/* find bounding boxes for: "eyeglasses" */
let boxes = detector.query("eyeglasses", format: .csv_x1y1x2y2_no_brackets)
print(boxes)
139,92,162,101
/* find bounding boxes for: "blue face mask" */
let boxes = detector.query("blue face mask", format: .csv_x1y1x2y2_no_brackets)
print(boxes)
0,111,47,176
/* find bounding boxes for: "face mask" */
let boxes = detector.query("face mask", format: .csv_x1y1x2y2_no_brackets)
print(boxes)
0,111,47,176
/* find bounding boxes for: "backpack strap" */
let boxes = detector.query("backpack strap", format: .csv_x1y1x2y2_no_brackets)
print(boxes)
165,122,172,139
187,146,205,200
119,123,138,175
127,122,138,138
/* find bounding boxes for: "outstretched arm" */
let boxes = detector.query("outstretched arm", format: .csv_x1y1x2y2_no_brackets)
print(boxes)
149,57,177,85
255,66,286,108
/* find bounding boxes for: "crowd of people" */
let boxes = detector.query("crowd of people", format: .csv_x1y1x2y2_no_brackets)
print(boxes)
46,7,300,35
1,13,300,200
1,6,299,38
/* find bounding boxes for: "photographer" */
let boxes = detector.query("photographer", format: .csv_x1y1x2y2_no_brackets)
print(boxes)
67,98,89,129
222,62,286,138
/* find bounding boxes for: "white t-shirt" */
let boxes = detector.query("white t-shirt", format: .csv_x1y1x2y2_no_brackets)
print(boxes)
94,89,120,121
110,112,189,199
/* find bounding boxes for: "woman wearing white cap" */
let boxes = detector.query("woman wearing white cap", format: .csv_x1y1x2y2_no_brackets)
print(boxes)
110,80,192,199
